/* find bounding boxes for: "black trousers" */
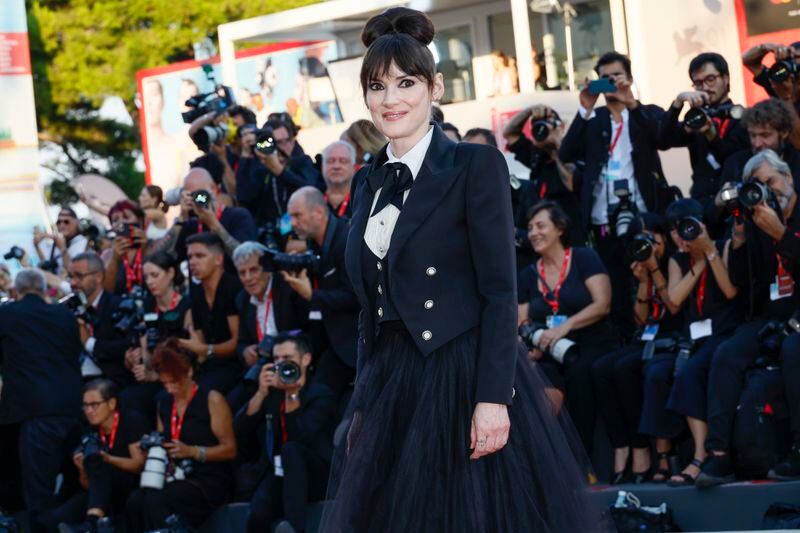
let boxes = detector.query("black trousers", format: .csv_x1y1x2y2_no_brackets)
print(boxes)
592,226,633,341
38,460,136,532
18,416,80,530
639,354,684,439
706,321,763,452
781,333,800,447
592,345,649,449
125,481,215,532
246,442,330,533
666,334,729,421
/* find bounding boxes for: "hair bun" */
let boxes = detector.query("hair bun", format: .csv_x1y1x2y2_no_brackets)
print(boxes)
361,7,435,48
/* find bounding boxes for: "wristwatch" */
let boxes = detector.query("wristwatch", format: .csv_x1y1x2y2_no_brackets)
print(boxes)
706,250,718,262
206,344,215,360
288,392,300,402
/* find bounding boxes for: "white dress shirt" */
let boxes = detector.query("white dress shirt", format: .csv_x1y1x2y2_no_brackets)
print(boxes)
581,107,648,225
250,279,278,338
364,126,434,259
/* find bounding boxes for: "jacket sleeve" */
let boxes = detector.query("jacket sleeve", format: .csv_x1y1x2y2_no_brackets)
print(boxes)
466,146,518,405
236,156,265,205
558,111,589,164
278,155,323,190
657,105,691,150
284,389,337,445
629,103,665,146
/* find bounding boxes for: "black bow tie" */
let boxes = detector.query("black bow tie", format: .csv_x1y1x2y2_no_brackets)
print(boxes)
367,162,414,216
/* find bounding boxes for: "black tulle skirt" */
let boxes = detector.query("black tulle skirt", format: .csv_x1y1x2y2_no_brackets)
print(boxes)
321,327,615,533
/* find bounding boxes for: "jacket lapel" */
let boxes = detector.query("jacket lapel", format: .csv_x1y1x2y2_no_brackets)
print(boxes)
388,124,462,263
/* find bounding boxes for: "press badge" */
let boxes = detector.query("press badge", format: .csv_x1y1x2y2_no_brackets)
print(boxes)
279,213,293,236
546,315,568,329
690,319,713,340
274,455,284,477
770,275,795,301
640,323,659,342
604,160,622,181
309,310,323,321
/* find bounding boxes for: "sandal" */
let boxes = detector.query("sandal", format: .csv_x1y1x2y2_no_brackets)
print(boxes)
667,458,703,487
651,452,672,484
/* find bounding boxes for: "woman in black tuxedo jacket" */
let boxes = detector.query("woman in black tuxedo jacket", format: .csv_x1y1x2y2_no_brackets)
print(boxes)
321,7,611,532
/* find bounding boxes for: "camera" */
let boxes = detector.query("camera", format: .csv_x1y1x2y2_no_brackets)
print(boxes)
181,78,235,124
768,60,798,85
756,312,800,366
610,180,637,239
191,189,212,210
738,180,772,208
258,221,281,251
243,334,278,384
626,233,656,262
3,246,24,261
191,124,228,153
673,338,695,377
260,249,321,275
172,459,195,481
112,286,147,342
254,127,277,156
518,323,579,365
79,432,108,468
676,216,703,242
60,291,95,324
139,431,168,490
683,102,744,131
164,187,183,207
531,120,551,142
144,310,184,351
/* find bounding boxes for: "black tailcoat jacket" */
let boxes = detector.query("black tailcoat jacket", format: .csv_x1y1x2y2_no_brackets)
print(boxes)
345,124,518,405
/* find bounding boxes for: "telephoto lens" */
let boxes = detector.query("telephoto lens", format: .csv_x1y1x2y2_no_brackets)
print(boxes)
139,432,168,490
676,216,703,242
531,329,579,365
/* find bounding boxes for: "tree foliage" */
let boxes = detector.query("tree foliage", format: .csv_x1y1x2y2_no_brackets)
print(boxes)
28,0,318,200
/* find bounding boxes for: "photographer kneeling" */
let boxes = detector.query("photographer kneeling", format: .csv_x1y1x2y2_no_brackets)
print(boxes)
591,214,683,484
45,379,148,533
234,332,337,533
125,339,236,532
517,201,614,455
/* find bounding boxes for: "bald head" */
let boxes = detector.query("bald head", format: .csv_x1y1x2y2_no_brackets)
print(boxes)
183,167,217,197
289,186,327,212
288,186,329,244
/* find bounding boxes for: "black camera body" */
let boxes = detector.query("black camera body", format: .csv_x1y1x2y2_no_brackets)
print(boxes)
683,102,744,131
60,292,96,325
626,233,656,262
3,245,25,261
191,125,228,153
719,180,779,220
181,85,235,124
756,312,800,366
79,431,108,467
258,221,282,252
260,249,321,275
243,333,302,386
139,431,167,451
769,60,798,85
112,286,147,342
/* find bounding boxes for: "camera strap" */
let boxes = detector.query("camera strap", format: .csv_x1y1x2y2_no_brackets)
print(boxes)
538,248,572,315
171,384,199,441
196,205,225,234
122,249,143,293
646,279,665,323
278,401,289,444
99,410,120,451
692,261,708,315
255,287,274,342
325,192,351,218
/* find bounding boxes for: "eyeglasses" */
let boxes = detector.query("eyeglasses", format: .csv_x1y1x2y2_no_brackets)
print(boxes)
275,138,294,146
68,271,100,281
691,73,721,89
56,219,74,226
82,400,108,411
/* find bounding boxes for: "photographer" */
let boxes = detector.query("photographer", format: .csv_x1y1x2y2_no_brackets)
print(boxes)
69,252,132,386
0,269,82,530
696,149,800,487
742,42,800,102
187,108,239,199
658,199,740,487
120,252,191,419
125,339,236,532
101,200,148,296
321,141,356,220
503,104,582,246
517,201,614,454
228,242,309,410
182,233,242,394
33,207,89,276
591,214,683,484
167,168,257,273
658,53,749,235
235,333,336,533
770,332,800,480
45,379,148,533
236,118,322,227
284,187,359,396
559,51,671,340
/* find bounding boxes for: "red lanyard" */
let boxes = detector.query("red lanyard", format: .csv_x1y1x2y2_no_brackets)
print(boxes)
325,193,350,218
255,288,273,342
712,117,731,140
171,383,199,442
158,291,179,314
538,181,548,199
278,401,289,444
197,206,224,234
539,248,572,314
122,249,143,292
692,259,708,315
99,411,120,450
646,279,664,322
609,116,624,156
777,254,790,278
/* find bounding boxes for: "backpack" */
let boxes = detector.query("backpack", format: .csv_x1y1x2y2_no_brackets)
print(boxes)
732,366,791,479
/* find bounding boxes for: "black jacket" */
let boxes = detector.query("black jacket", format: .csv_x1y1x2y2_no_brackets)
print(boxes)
345,125,518,405
308,215,360,369
559,104,673,227
236,274,310,358
0,294,83,424
91,291,132,386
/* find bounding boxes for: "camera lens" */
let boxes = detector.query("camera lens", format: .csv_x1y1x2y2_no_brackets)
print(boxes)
532,120,550,142
626,234,654,261
683,107,708,131
768,61,792,84
677,216,702,241
192,190,211,208
739,181,767,208
276,361,301,385
255,129,276,156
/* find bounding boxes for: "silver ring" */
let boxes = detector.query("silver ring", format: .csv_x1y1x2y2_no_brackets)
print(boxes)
477,438,487,448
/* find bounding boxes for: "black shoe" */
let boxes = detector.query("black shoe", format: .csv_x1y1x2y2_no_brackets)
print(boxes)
695,454,735,488
769,446,800,481
58,515,102,533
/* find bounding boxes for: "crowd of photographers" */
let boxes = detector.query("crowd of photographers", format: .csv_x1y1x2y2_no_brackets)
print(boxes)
0,41,799,533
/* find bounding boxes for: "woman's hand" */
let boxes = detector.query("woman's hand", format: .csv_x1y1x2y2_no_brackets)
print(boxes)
470,402,510,460
528,348,544,362
132,363,150,382
630,261,649,283
125,347,142,370
536,323,571,351
164,440,196,461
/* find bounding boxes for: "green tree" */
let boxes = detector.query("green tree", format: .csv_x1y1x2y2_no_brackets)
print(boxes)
28,0,319,201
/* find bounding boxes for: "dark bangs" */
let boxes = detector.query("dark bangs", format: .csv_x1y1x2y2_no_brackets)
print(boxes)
360,35,436,98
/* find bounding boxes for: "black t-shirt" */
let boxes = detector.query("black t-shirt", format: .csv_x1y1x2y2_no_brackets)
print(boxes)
176,206,257,273
105,409,151,458
518,246,613,343
189,273,242,345
143,292,192,340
